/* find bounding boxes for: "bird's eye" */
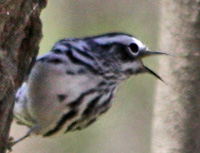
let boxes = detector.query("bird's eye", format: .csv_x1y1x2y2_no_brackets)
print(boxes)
129,43,139,55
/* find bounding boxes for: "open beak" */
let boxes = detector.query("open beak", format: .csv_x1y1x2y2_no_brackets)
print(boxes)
140,50,171,83
143,65,165,83
139,50,172,58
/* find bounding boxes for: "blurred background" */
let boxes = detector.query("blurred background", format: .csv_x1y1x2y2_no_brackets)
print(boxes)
11,0,161,152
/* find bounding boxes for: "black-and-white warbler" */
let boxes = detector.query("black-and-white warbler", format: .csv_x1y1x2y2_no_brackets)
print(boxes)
13,32,168,146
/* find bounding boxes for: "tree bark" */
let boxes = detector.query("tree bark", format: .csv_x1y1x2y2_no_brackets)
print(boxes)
151,1,200,153
0,0,47,152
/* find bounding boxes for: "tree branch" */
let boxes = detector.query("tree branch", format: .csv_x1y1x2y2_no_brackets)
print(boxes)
152,0,200,153
0,0,47,152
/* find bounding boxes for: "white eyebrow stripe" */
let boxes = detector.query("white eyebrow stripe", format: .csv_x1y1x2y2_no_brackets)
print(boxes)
131,37,145,50
94,35,132,45
94,35,145,50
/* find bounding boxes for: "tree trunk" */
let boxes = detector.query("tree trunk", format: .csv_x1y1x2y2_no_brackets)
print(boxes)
0,0,47,152
151,1,200,153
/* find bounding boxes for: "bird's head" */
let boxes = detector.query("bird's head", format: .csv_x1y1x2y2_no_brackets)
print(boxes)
87,32,169,82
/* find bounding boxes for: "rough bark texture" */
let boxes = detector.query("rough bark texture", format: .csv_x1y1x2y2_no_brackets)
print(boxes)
151,0,200,153
0,0,47,152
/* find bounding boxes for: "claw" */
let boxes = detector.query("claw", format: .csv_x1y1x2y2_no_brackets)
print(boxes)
6,126,36,151
6,137,15,152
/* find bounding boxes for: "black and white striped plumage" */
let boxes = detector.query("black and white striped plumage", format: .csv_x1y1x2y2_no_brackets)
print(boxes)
14,32,167,144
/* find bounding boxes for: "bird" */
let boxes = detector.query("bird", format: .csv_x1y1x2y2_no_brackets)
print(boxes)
12,32,169,146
